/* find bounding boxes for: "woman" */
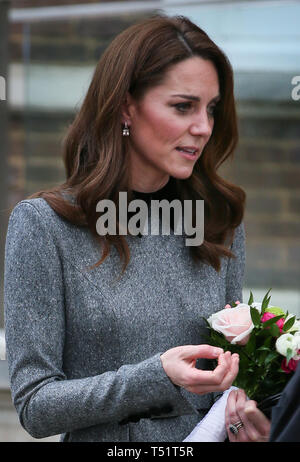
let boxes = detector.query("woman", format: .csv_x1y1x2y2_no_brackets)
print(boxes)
5,15,249,442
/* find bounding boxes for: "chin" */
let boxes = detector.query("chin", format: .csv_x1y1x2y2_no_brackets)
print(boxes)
171,168,194,180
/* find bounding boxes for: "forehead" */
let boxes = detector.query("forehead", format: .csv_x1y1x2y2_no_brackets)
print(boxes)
148,57,219,98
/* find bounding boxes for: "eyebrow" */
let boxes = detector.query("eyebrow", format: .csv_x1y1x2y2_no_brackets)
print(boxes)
171,94,221,103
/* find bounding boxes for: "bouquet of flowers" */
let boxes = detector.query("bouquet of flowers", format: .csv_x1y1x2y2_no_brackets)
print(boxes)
205,289,300,415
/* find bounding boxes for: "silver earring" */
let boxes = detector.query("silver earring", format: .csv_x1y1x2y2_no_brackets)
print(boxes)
122,122,130,137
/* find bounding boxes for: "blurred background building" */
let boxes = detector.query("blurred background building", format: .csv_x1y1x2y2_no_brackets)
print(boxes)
0,0,299,442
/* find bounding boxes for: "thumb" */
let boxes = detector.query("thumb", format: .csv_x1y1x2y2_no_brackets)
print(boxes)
181,344,224,360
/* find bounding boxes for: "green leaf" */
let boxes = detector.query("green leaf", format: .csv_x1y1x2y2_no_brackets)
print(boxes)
283,316,296,332
248,291,254,306
263,336,272,348
250,306,261,326
265,351,278,365
269,323,280,337
256,346,271,352
245,334,256,355
258,350,268,366
261,289,272,314
286,348,294,364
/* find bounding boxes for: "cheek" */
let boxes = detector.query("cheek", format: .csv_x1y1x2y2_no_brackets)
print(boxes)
139,107,184,144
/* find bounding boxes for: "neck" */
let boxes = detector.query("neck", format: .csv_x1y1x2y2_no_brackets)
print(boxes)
131,176,170,193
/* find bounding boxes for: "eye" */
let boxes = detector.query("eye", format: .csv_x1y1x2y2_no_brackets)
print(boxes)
172,102,193,114
207,105,216,117
207,103,219,117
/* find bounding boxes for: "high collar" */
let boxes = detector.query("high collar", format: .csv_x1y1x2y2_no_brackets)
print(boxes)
132,177,180,203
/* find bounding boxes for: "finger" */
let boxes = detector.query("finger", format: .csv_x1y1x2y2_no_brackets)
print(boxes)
225,389,249,442
234,392,259,441
189,352,231,386
244,401,271,440
196,353,239,392
234,389,257,441
180,344,224,360
219,353,239,390
225,389,238,424
225,389,237,426
225,389,241,442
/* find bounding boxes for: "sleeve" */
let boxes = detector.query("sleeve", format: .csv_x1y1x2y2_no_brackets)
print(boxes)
269,365,300,442
4,201,196,439
225,222,246,305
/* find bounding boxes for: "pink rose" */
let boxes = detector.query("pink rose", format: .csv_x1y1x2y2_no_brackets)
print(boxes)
261,312,285,333
281,357,299,374
208,304,254,345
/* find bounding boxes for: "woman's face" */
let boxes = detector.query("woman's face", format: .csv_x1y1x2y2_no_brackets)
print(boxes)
124,56,220,192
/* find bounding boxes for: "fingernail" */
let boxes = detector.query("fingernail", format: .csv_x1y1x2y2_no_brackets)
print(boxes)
213,348,223,356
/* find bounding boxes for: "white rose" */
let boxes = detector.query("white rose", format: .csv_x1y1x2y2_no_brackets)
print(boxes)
294,320,300,332
250,302,262,312
294,332,300,359
275,333,300,360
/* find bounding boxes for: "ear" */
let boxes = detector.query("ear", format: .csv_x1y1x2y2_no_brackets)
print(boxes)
121,92,137,125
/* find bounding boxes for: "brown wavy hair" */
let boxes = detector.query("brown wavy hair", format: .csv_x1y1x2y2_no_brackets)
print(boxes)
28,14,245,274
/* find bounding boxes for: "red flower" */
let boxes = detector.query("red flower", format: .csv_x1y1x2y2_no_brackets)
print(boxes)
261,312,285,333
281,357,299,374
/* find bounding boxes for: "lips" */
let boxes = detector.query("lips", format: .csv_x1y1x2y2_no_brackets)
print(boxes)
176,146,199,156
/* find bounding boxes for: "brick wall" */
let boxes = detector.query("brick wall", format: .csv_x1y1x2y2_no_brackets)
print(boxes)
221,101,300,289
8,10,151,205
6,7,300,292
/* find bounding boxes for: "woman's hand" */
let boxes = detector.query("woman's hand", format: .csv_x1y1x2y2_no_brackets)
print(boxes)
225,388,271,442
160,345,239,395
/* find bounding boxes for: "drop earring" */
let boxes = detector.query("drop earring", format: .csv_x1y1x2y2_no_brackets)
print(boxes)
122,122,130,137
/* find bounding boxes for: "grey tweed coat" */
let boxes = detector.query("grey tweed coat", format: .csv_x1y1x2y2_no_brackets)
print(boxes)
4,198,245,442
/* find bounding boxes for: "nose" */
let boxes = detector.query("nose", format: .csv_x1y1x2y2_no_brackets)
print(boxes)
189,111,213,138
